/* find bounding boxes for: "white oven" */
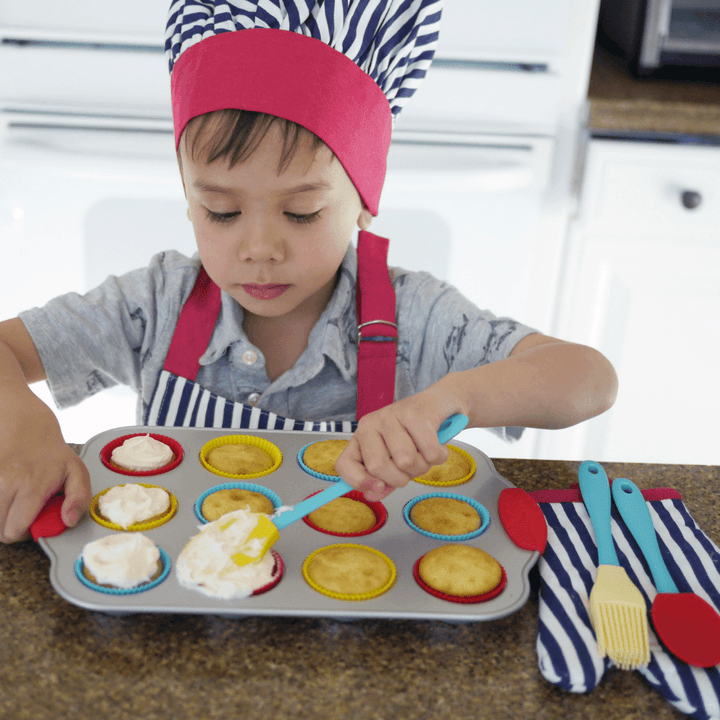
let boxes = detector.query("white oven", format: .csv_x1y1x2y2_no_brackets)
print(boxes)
0,0,601,458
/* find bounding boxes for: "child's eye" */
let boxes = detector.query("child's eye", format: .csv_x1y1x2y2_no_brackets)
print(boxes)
286,211,320,225
205,209,240,224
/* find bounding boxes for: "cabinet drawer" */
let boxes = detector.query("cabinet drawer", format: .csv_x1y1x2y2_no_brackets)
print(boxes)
579,140,720,244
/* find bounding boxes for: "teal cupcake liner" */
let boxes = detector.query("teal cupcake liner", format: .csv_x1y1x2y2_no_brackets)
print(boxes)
194,482,283,523
297,443,343,483
75,547,171,595
403,493,490,541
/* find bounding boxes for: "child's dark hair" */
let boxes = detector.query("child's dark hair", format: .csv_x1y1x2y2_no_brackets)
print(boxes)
182,109,329,171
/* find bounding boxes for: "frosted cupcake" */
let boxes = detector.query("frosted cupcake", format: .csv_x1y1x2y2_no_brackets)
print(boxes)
90,483,178,531
101,433,183,476
78,533,168,591
176,508,283,599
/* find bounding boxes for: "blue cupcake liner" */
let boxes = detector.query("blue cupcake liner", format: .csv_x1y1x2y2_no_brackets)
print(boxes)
403,492,490,541
194,482,283,523
297,442,344,483
75,546,171,595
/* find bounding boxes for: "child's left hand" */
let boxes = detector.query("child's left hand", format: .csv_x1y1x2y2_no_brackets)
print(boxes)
335,390,461,501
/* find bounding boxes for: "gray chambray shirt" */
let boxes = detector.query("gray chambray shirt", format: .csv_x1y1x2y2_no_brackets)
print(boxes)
19,245,536,440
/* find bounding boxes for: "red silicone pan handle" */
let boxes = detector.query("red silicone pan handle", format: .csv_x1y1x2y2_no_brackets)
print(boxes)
30,495,68,542
498,487,547,554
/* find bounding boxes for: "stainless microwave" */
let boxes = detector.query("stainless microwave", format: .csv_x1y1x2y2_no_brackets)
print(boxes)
599,0,720,71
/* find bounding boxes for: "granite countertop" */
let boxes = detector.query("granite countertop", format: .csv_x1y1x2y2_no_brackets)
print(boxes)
587,42,720,138
2,452,717,720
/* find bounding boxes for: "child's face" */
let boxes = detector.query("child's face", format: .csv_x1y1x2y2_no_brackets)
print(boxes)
179,122,371,324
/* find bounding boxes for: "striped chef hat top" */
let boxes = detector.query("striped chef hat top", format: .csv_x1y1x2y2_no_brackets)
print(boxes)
165,0,443,214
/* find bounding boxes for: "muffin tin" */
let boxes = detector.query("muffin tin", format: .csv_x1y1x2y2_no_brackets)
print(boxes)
38,426,540,621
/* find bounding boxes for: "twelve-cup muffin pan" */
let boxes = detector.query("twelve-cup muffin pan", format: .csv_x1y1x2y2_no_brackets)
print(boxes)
38,426,540,621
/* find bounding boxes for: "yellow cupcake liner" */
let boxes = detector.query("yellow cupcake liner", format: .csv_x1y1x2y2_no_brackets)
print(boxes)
302,543,397,601
90,483,179,532
411,445,476,487
199,435,283,479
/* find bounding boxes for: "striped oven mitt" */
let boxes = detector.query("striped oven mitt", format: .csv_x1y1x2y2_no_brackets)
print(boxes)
530,485,720,720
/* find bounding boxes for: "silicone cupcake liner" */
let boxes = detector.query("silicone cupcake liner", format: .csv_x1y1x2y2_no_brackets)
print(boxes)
402,492,490,541
411,445,476,487
193,482,284,524
302,489,388,537
252,550,285,596
101,433,184,476
296,441,347,482
412,557,507,604
199,435,282,479
302,543,397,601
75,547,171,596
90,483,179,531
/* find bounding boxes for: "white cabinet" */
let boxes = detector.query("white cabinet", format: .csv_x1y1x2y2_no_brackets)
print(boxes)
545,139,720,465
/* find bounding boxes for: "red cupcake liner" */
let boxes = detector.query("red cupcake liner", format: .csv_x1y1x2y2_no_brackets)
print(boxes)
301,489,387,537
412,555,507,604
100,433,184,476
252,550,284,596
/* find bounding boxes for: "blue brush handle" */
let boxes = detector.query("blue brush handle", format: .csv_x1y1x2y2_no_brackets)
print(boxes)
274,413,469,531
578,460,619,566
611,478,678,594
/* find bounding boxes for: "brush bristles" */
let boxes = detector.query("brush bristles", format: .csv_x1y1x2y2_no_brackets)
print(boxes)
590,602,650,669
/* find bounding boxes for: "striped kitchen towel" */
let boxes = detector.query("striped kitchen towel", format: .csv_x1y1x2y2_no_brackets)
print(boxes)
531,485,720,720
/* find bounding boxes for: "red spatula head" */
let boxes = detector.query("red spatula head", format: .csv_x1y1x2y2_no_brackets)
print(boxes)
652,592,720,668
498,488,547,554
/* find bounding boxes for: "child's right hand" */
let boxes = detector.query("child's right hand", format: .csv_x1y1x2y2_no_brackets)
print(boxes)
0,385,91,543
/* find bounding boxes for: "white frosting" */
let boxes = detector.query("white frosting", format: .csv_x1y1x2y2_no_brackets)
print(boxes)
82,533,161,589
98,483,171,528
111,434,173,471
176,509,278,599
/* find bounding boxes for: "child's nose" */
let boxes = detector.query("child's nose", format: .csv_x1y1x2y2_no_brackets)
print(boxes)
237,218,285,263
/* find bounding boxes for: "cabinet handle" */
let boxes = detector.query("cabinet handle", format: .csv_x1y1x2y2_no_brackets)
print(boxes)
681,190,702,210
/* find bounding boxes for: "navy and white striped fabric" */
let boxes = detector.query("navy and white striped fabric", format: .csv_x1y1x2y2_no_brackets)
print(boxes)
536,493,720,719
146,369,357,433
165,0,443,120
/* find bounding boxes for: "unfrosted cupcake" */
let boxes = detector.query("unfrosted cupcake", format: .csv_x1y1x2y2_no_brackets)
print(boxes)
303,490,387,537
298,439,349,480
412,446,475,487
199,436,282,480
414,544,506,603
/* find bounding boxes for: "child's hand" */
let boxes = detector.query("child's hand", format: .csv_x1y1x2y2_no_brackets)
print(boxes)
0,387,91,544
336,391,460,501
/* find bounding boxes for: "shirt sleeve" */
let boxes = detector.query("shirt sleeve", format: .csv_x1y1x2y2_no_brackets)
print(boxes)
393,269,538,441
18,251,199,409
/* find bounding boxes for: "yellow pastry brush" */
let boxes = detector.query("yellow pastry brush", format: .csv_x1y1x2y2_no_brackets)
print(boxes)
232,413,469,566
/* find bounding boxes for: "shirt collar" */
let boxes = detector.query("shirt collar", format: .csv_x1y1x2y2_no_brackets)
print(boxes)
198,244,359,384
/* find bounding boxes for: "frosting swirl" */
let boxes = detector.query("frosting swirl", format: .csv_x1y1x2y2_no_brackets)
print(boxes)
82,533,161,589
176,509,277,599
111,434,174,471
98,484,170,528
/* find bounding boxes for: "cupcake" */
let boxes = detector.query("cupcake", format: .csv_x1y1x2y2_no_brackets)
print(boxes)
414,544,506,603
200,436,282,479
176,508,283,599
78,533,168,591
101,433,183,476
201,487,275,522
90,483,177,531
303,490,387,536
412,446,475,487
302,544,396,600
298,439,349,479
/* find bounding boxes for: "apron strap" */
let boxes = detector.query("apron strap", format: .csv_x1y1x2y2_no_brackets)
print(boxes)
163,267,222,381
356,230,397,420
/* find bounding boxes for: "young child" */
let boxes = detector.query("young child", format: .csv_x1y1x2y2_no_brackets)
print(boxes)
0,0,617,544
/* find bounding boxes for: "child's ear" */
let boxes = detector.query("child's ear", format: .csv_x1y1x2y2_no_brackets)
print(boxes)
357,208,373,231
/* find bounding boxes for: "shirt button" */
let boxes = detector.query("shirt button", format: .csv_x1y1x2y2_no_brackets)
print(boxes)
242,350,258,366
247,392,261,406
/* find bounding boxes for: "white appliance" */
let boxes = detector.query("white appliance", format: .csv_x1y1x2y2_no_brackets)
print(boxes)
0,1,601,458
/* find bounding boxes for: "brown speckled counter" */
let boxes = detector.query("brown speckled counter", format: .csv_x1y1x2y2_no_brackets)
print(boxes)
2,453,717,720
588,42,720,138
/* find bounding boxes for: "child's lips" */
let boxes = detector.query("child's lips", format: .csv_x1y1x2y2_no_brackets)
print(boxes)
242,283,291,300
